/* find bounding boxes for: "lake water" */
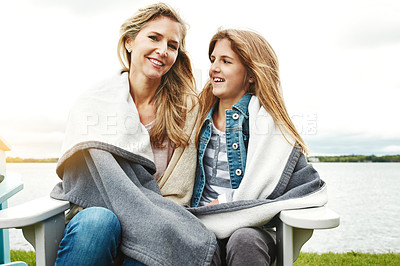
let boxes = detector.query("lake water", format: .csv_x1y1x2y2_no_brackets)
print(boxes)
5,162,400,253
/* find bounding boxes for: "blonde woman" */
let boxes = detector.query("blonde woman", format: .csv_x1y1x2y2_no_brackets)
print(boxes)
51,3,216,265
189,29,327,265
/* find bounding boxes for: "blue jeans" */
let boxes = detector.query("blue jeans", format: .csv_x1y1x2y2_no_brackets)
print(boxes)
55,206,145,266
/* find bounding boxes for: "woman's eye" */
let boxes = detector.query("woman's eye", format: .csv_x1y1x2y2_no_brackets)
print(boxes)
223,60,231,64
148,36,157,41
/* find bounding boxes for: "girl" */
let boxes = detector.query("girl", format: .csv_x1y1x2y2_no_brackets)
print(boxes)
51,3,215,266
190,29,325,265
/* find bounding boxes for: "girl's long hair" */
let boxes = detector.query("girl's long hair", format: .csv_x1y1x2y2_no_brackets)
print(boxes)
197,29,308,153
117,2,196,148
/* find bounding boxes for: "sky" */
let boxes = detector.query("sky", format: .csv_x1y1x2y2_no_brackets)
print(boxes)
0,0,399,158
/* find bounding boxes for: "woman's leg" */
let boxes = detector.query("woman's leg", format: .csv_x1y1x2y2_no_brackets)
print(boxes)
55,207,121,266
225,227,276,266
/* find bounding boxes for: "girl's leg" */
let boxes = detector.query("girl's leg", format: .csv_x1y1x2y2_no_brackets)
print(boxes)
225,227,276,266
210,239,226,266
55,206,121,266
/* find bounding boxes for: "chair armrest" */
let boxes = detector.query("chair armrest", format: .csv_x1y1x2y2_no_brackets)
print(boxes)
0,196,70,229
275,207,340,266
279,206,340,230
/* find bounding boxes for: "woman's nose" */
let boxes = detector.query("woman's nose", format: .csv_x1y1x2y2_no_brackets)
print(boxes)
156,42,168,57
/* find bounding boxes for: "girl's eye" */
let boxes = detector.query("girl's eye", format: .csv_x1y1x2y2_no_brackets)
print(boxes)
210,58,215,63
223,60,231,64
149,36,157,41
168,44,177,50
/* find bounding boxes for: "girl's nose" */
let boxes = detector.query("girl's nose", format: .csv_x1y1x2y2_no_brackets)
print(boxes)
210,61,220,73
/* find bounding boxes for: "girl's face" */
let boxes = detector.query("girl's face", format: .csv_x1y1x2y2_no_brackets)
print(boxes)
209,38,250,105
126,16,181,82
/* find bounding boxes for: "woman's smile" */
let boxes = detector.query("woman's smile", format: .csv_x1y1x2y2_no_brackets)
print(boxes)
126,16,181,82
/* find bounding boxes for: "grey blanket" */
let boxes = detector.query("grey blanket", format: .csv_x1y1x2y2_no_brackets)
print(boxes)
186,149,328,239
51,142,216,266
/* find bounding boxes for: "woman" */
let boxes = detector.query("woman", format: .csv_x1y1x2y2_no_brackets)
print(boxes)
189,29,327,265
51,3,216,265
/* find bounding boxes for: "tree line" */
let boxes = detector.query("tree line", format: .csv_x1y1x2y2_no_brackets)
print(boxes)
308,154,400,162
6,155,400,163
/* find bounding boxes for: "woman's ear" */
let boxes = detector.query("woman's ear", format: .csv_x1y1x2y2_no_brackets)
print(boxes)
125,38,132,53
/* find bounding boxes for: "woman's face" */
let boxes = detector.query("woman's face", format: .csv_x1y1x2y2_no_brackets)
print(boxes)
126,16,181,82
209,38,250,105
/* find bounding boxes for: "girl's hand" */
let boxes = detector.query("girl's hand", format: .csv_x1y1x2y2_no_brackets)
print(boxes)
206,199,219,205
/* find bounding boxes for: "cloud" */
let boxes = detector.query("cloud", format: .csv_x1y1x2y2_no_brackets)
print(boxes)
1,0,399,157
2,129,64,158
336,1,400,48
1,115,66,134
25,0,148,16
6,139,63,158
306,133,400,155
382,145,400,153
0,115,65,158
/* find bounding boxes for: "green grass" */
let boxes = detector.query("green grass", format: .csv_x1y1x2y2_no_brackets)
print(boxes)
11,250,36,266
295,252,400,265
10,250,400,265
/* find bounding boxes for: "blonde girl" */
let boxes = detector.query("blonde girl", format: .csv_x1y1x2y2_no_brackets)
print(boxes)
191,29,314,265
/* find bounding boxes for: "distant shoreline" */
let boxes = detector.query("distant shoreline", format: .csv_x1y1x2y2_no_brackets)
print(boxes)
6,154,400,163
308,154,400,163
6,157,58,163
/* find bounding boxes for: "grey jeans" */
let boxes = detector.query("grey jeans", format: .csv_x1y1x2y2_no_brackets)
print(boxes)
211,227,276,266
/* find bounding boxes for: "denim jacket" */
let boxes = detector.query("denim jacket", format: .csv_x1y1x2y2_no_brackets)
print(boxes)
188,95,327,239
191,94,252,207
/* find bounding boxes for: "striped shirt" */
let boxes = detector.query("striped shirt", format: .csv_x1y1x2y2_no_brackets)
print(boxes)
199,122,233,206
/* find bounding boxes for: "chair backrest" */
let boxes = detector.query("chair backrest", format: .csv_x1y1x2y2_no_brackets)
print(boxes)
0,136,11,184
0,176,26,264
0,137,26,265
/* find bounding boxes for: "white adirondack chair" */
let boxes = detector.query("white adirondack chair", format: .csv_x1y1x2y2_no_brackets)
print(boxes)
0,135,339,265
0,198,339,266
0,137,69,266
0,194,69,266
0,137,28,265
276,206,339,265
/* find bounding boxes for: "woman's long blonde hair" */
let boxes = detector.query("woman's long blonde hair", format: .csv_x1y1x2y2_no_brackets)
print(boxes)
117,3,196,148
197,29,308,153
